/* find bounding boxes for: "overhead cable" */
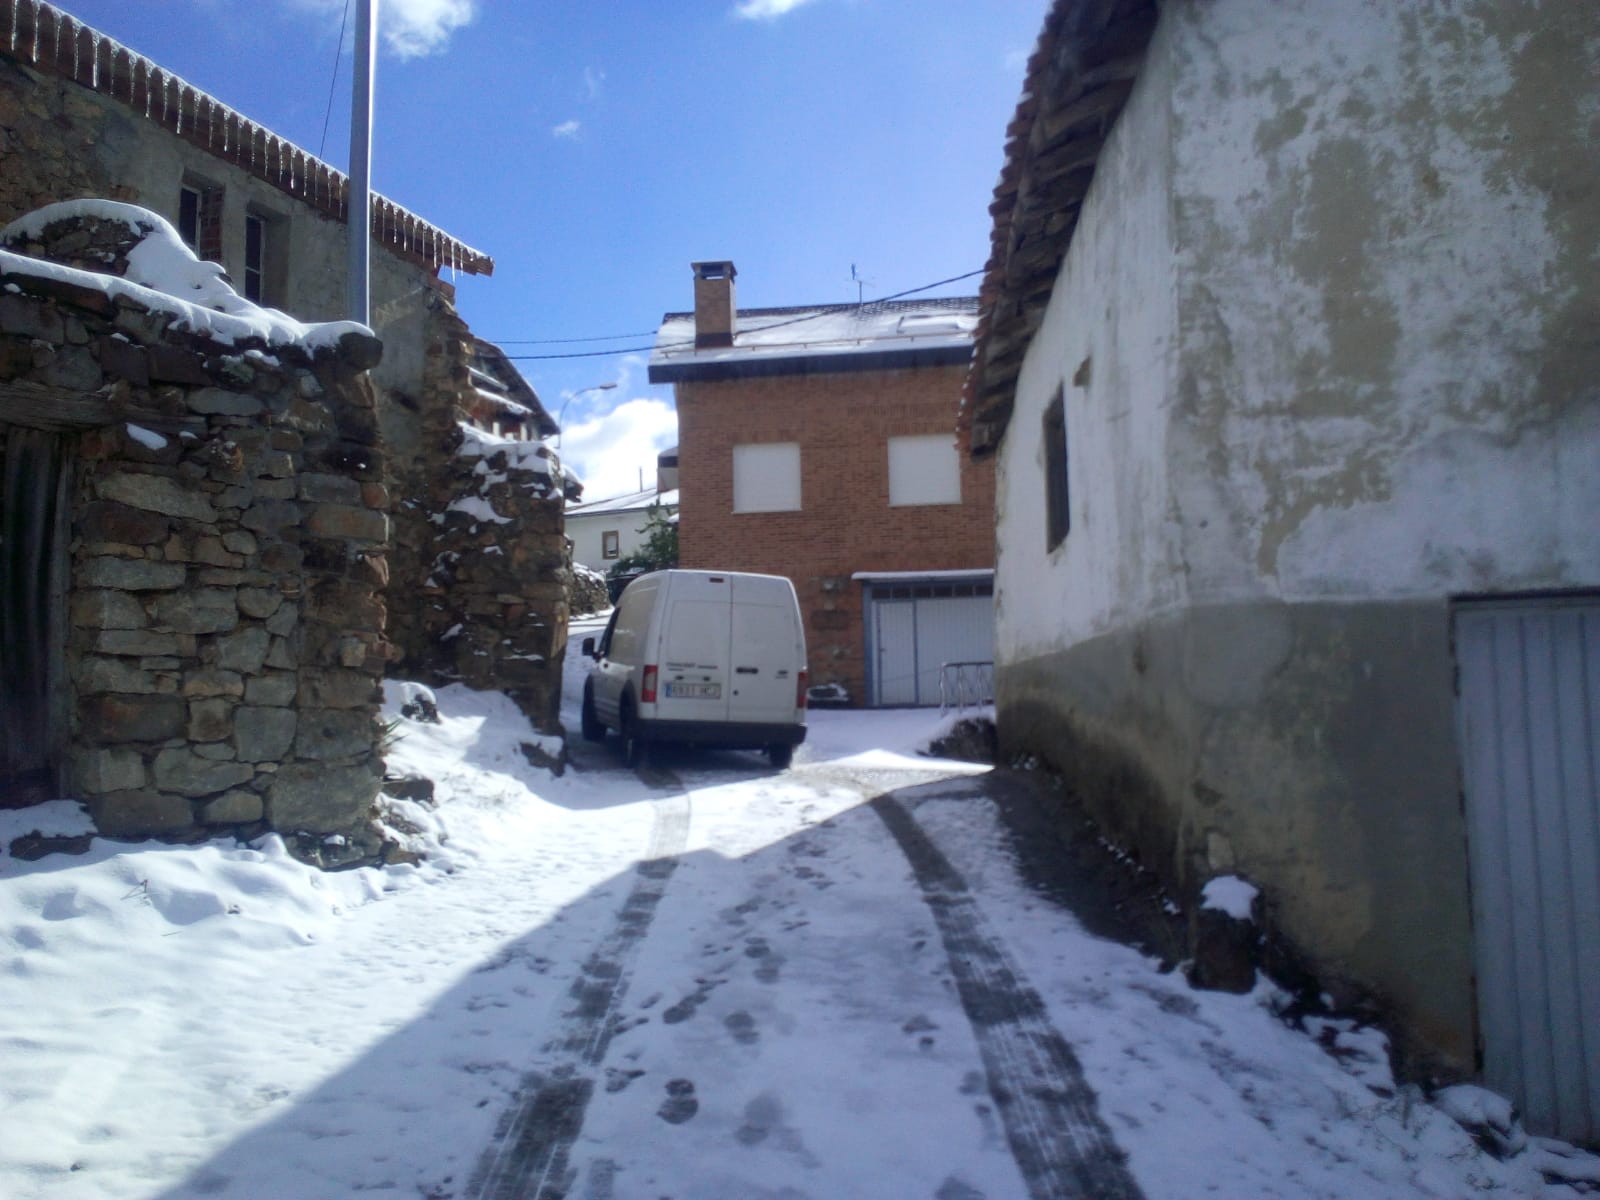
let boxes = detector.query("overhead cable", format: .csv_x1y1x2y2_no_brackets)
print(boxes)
499,268,983,363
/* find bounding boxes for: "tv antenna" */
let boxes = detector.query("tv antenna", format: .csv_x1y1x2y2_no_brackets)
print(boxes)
849,263,875,305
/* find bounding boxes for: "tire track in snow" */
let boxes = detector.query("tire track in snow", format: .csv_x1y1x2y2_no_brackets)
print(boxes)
873,793,1146,1200
467,787,692,1200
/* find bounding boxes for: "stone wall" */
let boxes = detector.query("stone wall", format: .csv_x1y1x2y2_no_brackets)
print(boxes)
385,301,568,735
0,207,392,865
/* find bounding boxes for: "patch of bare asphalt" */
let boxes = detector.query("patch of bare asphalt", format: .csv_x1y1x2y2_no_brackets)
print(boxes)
466,790,691,1200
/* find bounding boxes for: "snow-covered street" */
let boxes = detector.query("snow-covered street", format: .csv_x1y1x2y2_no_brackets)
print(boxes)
0,616,1591,1198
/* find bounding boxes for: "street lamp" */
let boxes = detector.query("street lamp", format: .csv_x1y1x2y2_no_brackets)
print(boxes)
555,382,617,447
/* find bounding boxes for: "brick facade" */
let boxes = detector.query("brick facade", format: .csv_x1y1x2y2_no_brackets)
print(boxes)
675,364,994,703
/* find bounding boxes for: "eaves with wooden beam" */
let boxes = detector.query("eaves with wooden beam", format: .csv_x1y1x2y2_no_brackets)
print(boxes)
0,0,493,280
963,0,1157,458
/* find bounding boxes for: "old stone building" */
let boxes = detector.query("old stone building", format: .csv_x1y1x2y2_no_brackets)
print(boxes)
0,0,571,741
1,202,392,864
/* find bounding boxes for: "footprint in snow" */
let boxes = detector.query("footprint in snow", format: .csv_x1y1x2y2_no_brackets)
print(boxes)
657,1078,699,1125
724,1010,760,1045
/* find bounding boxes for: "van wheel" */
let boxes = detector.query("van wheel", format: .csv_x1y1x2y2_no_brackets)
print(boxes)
766,743,794,770
580,680,605,742
620,702,649,768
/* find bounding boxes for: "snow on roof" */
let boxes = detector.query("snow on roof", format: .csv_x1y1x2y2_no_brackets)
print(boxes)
649,296,978,381
0,200,373,354
472,387,531,418
565,487,678,517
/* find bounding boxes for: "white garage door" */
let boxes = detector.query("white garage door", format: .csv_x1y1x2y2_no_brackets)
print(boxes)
868,579,994,707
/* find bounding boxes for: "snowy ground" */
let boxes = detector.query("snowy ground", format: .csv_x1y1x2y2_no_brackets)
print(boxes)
0,612,1593,1198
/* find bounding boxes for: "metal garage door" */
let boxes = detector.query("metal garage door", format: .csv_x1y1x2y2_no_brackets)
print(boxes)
1454,596,1599,1143
868,579,994,707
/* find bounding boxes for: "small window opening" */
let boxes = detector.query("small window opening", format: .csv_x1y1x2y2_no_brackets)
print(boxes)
244,214,266,303
178,186,201,248
1045,387,1070,551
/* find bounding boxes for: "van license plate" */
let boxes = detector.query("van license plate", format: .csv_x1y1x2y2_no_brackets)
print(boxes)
666,683,721,700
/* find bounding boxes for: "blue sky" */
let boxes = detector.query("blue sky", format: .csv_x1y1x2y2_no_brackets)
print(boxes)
58,0,1045,498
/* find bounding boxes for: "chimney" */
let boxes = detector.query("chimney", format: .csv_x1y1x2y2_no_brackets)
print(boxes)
691,260,737,348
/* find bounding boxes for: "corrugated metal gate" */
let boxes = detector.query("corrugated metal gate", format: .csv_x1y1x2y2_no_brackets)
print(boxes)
867,578,994,707
1454,596,1599,1144
1,426,71,805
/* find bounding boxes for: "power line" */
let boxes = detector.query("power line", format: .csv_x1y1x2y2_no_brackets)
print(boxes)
317,0,353,159
493,330,659,346
500,268,984,363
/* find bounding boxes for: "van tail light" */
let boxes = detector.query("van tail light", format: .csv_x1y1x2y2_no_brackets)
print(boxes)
642,665,658,704
796,669,809,710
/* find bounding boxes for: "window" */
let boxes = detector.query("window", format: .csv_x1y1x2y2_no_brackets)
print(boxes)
178,180,224,262
1044,387,1070,550
177,186,200,248
732,442,801,513
244,214,267,303
602,530,620,559
888,434,961,506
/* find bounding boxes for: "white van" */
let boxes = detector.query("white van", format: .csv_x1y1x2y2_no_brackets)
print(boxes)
580,570,808,768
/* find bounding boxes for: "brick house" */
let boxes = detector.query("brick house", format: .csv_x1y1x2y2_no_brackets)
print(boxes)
649,262,994,707
0,0,573,741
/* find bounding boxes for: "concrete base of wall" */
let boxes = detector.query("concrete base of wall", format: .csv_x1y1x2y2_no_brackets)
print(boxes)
999,597,1476,1077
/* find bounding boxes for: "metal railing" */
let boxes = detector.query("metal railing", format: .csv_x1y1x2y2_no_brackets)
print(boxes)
938,661,994,715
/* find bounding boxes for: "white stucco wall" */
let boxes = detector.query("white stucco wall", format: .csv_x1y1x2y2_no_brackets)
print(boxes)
1165,0,1600,602
995,14,1182,666
567,507,654,573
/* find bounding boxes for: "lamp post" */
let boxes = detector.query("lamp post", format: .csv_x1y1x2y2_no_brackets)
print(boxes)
555,382,617,447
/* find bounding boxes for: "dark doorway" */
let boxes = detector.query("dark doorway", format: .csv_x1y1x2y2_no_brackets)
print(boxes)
1,426,71,806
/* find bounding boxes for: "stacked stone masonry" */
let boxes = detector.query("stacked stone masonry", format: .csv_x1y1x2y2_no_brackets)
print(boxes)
384,300,567,734
0,210,391,864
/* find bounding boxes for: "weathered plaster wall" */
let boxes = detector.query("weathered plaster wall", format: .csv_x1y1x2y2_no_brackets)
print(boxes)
995,10,1180,664
994,0,1600,1074
1167,0,1600,601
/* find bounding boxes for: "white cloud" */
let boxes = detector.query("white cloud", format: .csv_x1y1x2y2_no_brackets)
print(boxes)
296,0,474,61
382,0,474,58
560,397,678,502
552,119,582,140
583,67,605,100
732,0,818,21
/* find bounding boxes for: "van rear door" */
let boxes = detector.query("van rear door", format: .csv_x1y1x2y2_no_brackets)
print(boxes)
656,575,732,722
728,574,802,726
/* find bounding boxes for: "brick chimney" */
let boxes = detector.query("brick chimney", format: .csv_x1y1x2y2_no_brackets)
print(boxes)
691,260,737,348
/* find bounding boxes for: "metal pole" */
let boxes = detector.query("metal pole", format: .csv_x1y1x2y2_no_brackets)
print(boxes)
347,0,375,324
